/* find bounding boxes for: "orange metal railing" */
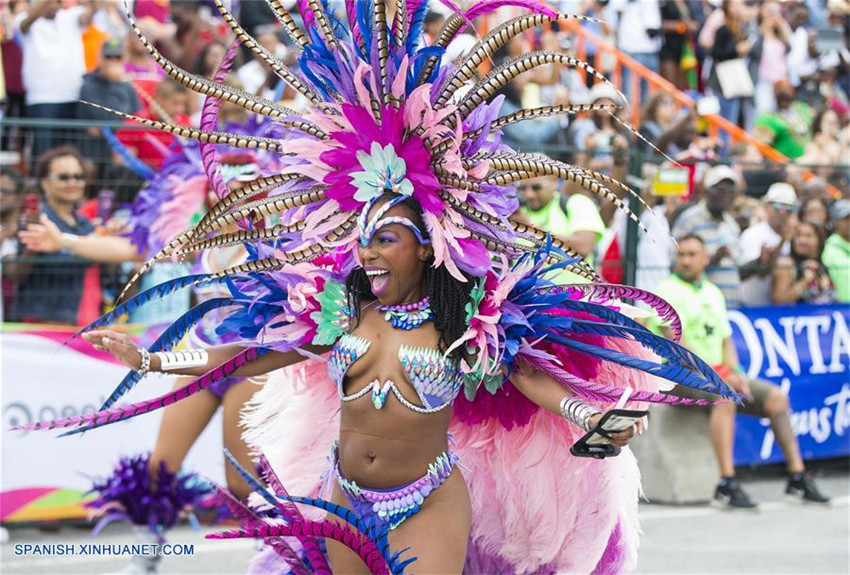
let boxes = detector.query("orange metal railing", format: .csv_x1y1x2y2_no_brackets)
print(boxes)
559,19,842,197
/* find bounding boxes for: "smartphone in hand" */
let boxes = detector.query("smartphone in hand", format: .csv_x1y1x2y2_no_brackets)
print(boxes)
570,409,649,459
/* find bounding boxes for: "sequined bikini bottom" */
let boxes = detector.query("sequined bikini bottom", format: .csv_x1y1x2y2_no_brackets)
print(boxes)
207,376,240,399
331,442,458,532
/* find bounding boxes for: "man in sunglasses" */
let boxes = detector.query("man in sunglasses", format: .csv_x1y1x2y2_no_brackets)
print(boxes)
78,38,141,181
517,175,605,283
739,182,799,306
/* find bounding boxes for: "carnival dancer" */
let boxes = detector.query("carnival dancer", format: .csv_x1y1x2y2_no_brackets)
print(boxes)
15,1,740,572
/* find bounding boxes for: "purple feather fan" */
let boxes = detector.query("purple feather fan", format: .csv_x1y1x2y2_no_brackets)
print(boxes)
87,453,212,542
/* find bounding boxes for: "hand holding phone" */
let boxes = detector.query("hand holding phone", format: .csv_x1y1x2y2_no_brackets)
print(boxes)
570,409,648,459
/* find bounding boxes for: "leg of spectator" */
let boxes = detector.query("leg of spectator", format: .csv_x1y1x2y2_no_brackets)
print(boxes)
715,93,741,151
638,53,660,104
25,104,59,166
622,60,633,102
709,401,738,477
763,386,806,475
56,102,80,152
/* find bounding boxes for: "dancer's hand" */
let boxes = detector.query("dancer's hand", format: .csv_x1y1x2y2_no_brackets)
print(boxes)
82,329,143,370
587,412,638,447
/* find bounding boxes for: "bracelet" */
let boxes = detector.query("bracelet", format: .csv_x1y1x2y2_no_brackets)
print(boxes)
137,347,151,378
559,397,601,432
60,233,79,256
154,349,210,371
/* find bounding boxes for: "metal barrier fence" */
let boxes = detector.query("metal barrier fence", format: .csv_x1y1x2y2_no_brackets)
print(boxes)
1,117,847,325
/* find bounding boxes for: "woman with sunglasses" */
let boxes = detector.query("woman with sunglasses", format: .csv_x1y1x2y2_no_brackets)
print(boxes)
10,146,101,324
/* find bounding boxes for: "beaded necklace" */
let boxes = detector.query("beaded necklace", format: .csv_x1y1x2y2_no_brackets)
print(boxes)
376,296,432,330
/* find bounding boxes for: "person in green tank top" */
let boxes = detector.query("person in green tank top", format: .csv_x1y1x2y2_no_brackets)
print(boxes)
646,234,830,509
518,176,605,284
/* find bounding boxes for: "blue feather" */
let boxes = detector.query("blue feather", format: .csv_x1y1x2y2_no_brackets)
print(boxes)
406,0,430,54
222,449,286,510
79,274,214,334
558,319,728,391
408,46,445,91
298,52,333,100
96,298,236,411
101,127,155,179
356,0,374,57
320,0,349,41
545,333,738,399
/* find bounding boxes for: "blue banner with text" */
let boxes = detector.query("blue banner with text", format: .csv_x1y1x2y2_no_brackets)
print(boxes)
729,304,850,465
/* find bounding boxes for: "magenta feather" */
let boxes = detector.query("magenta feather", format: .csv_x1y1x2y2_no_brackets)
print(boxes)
562,283,683,342
256,454,332,574
200,39,240,206
464,0,559,19
14,349,267,434
209,520,390,574
211,484,312,575
521,353,715,406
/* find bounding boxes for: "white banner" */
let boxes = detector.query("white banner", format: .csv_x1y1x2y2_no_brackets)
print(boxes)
1,330,226,492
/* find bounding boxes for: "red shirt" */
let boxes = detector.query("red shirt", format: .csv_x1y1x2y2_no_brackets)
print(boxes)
115,107,191,170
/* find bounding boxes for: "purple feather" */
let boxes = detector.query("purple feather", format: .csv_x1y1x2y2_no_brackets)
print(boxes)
87,454,211,542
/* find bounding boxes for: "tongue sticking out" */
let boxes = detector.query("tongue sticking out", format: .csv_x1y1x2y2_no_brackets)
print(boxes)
370,273,390,297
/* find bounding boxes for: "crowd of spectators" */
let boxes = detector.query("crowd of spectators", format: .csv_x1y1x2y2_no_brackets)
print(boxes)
0,0,848,326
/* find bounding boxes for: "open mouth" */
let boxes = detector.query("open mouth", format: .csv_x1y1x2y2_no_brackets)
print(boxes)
365,268,390,296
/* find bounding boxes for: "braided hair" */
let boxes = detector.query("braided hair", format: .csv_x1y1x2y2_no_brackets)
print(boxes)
345,195,475,361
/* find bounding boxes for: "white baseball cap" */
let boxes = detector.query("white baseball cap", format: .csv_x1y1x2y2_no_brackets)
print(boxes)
702,165,741,190
763,182,798,207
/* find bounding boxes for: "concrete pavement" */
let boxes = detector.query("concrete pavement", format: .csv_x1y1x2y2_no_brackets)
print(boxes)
2,467,848,574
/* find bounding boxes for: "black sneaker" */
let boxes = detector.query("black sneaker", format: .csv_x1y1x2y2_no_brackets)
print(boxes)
711,479,759,511
785,474,831,504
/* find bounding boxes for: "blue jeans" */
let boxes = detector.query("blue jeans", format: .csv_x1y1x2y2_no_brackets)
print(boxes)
715,92,742,151
623,52,659,105
25,102,78,166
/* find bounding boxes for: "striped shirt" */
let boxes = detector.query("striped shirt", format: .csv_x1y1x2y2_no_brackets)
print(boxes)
671,201,742,308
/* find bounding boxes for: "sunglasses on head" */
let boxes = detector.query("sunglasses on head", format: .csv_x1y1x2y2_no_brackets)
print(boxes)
49,173,85,182
770,202,796,213
517,183,544,192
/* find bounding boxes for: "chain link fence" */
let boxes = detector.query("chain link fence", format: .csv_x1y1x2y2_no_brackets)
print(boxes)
1,117,847,325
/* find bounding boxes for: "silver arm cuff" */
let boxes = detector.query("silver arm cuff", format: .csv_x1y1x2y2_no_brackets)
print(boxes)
154,350,210,372
559,396,601,432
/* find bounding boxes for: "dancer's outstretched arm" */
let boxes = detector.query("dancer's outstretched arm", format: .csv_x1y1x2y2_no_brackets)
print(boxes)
83,329,330,378
510,360,637,447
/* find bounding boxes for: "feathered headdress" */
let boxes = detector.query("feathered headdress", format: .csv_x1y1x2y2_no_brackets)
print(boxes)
98,0,655,298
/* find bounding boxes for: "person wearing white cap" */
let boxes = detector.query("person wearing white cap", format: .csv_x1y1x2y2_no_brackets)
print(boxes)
823,199,850,302
739,182,799,306
672,165,744,307
569,83,629,177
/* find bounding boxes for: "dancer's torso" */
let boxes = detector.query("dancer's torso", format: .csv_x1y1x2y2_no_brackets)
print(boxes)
332,304,460,489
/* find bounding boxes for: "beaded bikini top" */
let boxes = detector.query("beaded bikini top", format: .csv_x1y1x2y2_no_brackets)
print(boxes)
327,334,463,414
